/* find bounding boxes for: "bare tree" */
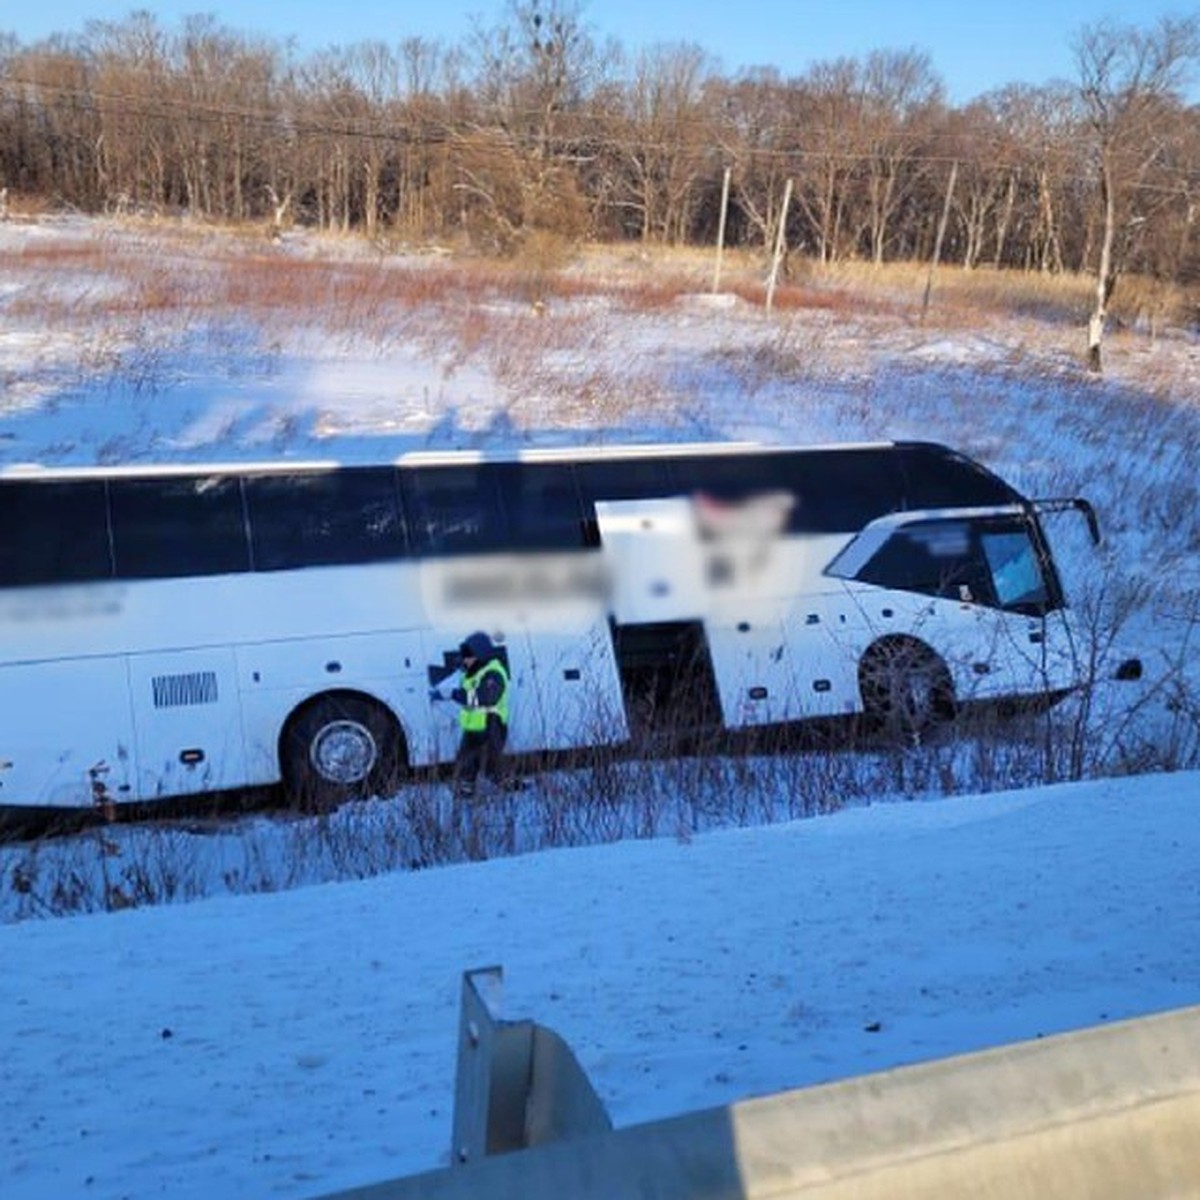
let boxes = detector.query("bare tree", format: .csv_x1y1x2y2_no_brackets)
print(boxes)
782,49,943,266
392,37,455,237
987,83,1083,273
1075,15,1200,371
461,0,598,249
790,58,864,264
711,68,794,254
856,50,945,266
938,100,1021,269
7,36,102,208
612,41,716,244
1116,100,1200,334
3,1,1200,302
296,49,365,232
341,41,403,239
83,15,171,212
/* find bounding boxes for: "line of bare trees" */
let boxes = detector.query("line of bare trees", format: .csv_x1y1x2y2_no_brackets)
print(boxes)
2,8,1198,302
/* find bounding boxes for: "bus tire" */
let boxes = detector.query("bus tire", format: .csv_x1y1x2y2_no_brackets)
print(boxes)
281,693,404,812
858,637,955,743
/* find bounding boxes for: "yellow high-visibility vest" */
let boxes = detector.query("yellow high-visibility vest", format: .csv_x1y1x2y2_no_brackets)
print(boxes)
458,659,510,732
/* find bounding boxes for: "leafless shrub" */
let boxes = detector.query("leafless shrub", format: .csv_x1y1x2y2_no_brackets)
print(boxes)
507,229,576,305
5,625,1197,924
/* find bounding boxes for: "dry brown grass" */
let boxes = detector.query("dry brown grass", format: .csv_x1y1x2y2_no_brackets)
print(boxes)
0,190,54,219
3,216,1195,414
801,259,1094,325
9,216,1188,333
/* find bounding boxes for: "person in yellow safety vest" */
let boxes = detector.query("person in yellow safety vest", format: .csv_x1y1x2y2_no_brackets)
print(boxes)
442,630,512,800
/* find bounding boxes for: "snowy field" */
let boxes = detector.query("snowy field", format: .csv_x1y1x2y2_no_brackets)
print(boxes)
1,215,1199,1198
3,773,1199,1199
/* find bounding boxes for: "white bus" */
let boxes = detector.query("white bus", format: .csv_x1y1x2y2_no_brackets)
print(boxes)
0,441,1097,811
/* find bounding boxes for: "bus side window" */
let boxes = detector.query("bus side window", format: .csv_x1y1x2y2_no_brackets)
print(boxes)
0,480,112,585
856,521,995,606
788,449,908,532
245,468,407,571
574,459,673,545
110,475,249,579
667,454,764,500
493,462,586,550
402,464,507,555
898,443,1020,508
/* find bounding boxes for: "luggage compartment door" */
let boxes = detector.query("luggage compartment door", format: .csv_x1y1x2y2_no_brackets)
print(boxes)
127,647,245,798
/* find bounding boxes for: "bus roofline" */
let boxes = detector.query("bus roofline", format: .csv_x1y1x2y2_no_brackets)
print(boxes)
0,440,912,481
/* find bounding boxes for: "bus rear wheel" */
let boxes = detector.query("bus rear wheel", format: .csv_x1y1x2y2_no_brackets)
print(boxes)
281,694,403,812
859,637,955,744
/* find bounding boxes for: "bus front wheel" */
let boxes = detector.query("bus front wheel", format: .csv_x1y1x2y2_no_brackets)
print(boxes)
858,637,955,743
281,693,403,811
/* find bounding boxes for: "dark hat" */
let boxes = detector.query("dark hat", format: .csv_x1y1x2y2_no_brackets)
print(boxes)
459,631,493,660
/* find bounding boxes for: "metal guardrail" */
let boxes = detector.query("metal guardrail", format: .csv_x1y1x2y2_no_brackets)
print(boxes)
316,971,1200,1200
450,965,612,1164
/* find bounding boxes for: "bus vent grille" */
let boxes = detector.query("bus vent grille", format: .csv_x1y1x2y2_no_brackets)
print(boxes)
152,671,219,709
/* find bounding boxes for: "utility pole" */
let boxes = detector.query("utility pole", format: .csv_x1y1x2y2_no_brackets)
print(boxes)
712,166,732,293
765,177,793,314
921,160,958,320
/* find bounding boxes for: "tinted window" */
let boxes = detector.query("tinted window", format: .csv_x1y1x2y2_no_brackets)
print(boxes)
898,443,1021,508
674,449,910,532
663,454,795,544
667,453,792,500
580,450,911,534
574,458,674,547
789,450,907,532
857,520,996,605
246,468,406,570
668,447,1016,531
110,475,249,579
401,464,507,555
574,458,673,506
980,527,1051,613
0,480,112,586
494,462,585,549
854,516,1057,613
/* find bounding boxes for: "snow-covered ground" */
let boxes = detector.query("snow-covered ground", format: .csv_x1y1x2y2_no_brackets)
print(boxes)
1,215,1199,1198
4,773,1199,1200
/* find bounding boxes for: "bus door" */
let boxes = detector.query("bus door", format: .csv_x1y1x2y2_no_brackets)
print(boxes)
3,657,136,808
126,647,245,798
703,603,792,727
595,499,724,733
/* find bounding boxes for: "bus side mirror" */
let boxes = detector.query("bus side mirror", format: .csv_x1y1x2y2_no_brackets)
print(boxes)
1032,497,1101,547
1077,499,1101,547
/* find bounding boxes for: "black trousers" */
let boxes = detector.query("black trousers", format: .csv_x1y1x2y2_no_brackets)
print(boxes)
454,716,508,793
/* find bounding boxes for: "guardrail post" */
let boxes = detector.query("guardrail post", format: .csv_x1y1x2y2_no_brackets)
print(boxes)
450,965,610,1167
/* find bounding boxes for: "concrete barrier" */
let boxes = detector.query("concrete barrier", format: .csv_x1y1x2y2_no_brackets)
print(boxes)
316,987,1200,1200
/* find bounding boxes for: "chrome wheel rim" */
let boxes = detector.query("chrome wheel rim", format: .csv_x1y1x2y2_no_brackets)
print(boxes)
310,719,377,784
